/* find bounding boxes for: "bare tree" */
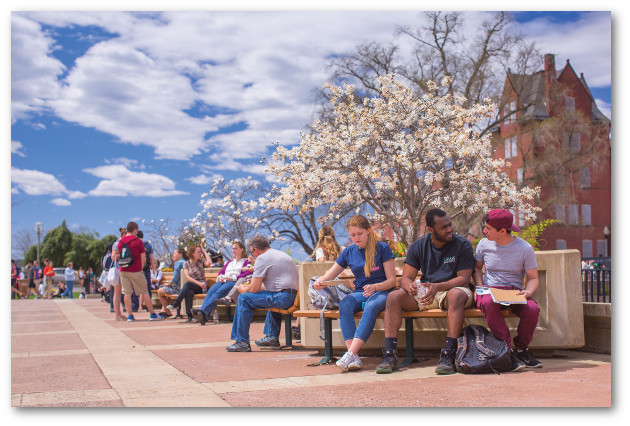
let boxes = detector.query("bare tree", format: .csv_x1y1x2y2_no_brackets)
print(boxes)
144,217,181,265
323,12,542,137
12,228,36,259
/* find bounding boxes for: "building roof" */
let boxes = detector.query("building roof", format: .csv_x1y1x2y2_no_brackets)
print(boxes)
506,59,610,124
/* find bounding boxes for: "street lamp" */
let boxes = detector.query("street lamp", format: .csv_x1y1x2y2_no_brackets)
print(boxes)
34,222,43,266
603,226,610,257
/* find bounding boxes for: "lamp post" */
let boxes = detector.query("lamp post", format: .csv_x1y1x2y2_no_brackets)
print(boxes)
603,226,610,257
34,222,43,266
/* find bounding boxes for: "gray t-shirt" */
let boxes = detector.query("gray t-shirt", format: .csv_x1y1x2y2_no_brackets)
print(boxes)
252,248,299,292
474,237,537,290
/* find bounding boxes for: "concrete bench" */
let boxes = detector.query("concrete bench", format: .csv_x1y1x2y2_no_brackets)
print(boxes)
296,251,585,356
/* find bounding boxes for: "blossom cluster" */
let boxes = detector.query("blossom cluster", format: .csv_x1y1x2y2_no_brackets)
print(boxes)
264,74,540,247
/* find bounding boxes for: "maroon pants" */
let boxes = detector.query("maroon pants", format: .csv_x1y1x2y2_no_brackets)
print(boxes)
476,286,540,350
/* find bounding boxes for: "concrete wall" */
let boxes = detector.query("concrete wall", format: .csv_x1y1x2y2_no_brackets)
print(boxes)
582,302,611,354
299,249,585,351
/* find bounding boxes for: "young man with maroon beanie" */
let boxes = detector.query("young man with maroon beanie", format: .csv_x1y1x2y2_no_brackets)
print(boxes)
118,221,162,322
473,209,542,369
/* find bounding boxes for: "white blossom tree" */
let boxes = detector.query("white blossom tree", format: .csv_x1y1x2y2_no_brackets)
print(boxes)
187,176,274,259
264,74,540,247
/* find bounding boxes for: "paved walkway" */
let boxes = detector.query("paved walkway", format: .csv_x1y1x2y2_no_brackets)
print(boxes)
11,298,612,408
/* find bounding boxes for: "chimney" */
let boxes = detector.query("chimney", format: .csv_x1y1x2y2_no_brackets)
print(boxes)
544,54,556,112
544,54,556,76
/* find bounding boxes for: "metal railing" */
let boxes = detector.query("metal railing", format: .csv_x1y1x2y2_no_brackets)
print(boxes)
581,257,611,303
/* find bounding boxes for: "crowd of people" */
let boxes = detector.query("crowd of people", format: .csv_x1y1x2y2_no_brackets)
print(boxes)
11,258,95,300
11,208,543,376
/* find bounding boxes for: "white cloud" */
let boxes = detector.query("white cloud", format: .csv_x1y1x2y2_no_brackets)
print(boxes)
11,141,26,157
595,98,612,120
186,173,223,185
518,12,611,88
51,198,71,206
11,13,65,122
12,11,423,164
11,167,86,199
104,157,146,169
83,164,188,197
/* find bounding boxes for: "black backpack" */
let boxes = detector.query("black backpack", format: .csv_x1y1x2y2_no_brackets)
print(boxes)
455,325,512,374
118,237,138,268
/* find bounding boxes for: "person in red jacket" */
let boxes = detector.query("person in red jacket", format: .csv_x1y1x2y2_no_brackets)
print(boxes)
118,221,162,322
43,260,56,299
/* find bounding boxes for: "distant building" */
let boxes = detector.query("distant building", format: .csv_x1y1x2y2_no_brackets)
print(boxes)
494,53,611,257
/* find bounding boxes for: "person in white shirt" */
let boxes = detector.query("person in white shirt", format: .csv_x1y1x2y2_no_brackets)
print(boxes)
191,241,252,325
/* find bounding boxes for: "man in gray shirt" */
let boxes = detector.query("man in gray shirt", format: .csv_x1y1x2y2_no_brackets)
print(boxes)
226,235,299,352
474,209,542,369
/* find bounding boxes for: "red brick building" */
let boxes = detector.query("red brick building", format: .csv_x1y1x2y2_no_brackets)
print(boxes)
495,53,611,257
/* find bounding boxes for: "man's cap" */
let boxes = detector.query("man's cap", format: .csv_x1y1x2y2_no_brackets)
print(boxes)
486,209,520,232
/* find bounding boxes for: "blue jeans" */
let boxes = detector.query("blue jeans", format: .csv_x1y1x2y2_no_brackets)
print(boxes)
339,290,392,342
62,281,74,298
199,280,236,318
230,291,296,343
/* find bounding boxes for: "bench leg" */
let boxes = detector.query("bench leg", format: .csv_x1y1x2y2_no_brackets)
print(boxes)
309,317,336,366
400,317,418,367
280,314,295,349
227,304,232,322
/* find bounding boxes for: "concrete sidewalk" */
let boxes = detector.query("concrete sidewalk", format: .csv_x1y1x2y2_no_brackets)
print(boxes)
11,298,611,407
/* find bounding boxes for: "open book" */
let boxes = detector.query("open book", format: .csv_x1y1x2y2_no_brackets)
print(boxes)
489,287,527,304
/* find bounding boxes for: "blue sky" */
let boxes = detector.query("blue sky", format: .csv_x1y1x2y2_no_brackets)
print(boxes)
9,7,613,260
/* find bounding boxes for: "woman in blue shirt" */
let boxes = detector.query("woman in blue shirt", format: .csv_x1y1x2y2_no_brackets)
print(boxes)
314,215,396,372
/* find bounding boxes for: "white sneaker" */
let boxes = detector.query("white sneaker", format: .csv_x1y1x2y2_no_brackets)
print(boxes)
348,353,363,371
336,351,355,372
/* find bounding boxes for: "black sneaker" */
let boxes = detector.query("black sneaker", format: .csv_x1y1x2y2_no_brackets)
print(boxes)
510,351,526,372
375,349,399,374
516,348,543,368
226,341,251,352
255,336,280,347
435,348,457,375
191,308,207,326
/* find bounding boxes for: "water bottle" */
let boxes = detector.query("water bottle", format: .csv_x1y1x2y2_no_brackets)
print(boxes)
415,279,427,298
213,309,219,324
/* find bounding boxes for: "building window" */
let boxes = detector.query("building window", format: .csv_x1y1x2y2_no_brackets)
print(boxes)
582,240,593,257
504,137,518,159
517,168,523,184
570,133,581,152
511,137,518,158
555,170,565,188
556,239,567,250
568,204,579,225
581,167,591,188
596,240,608,257
518,210,525,227
555,204,566,223
565,96,575,111
581,204,591,226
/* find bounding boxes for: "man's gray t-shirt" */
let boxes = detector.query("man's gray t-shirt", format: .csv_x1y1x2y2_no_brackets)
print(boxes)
252,248,299,292
474,237,537,290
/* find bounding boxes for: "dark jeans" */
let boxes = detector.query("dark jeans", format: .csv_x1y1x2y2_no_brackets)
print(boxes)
174,282,204,318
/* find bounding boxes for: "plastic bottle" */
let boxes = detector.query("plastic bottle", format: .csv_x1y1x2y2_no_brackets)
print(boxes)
415,279,427,298
213,309,219,324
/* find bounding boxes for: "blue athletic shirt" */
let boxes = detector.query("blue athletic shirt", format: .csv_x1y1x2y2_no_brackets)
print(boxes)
336,241,394,291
